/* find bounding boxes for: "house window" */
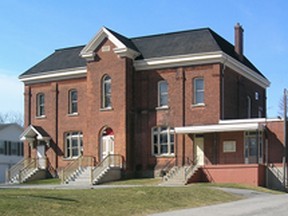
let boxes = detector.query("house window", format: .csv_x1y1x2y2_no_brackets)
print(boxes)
102,75,112,108
65,132,83,159
36,93,45,117
158,81,168,107
244,131,262,164
194,78,204,105
152,126,174,156
223,141,236,153
69,89,78,114
247,96,251,118
0,140,5,155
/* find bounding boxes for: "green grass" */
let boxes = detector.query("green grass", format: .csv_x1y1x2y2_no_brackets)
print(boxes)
0,185,241,216
104,177,162,185
23,178,61,185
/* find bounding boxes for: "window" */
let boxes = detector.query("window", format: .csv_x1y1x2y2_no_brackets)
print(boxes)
36,93,45,117
158,81,168,107
69,89,78,114
0,140,5,155
65,132,83,159
194,78,204,105
247,96,251,118
102,75,112,108
223,141,236,153
152,126,174,156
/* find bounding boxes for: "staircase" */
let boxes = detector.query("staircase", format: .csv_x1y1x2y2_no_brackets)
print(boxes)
65,166,92,185
6,158,42,184
62,154,123,185
162,164,200,185
92,154,123,185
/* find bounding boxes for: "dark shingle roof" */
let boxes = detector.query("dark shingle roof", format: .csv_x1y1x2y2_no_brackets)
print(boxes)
20,27,265,79
20,46,86,77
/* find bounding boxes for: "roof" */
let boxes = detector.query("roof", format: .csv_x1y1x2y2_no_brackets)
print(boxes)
19,27,265,79
0,123,23,132
20,46,86,77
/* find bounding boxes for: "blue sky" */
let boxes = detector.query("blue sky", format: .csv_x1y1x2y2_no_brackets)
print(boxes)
0,0,287,118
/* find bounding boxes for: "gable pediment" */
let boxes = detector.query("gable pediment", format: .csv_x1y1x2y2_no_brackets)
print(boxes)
80,27,140,61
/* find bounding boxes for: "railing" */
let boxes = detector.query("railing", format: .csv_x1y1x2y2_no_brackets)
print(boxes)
6,158,36,183
61,156,95,183
19,159,37,183
160,158,176,177
184,157,198,181
91,154,123,183
268,163,288,188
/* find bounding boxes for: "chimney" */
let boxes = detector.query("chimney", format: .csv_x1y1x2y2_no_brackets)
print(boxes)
234,23,244,60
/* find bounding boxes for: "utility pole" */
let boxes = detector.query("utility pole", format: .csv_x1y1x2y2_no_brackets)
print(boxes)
284,88,287,188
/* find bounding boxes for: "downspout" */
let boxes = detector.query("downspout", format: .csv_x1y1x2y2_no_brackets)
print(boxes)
55,83,59,169
221,59,227,120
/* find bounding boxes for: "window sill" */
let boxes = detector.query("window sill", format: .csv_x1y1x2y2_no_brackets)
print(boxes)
100,107,113,112
155,106,169,111
36,115,46,119
191,103,205,108
68,113,79,117
153,154,175,158
63,156,81,161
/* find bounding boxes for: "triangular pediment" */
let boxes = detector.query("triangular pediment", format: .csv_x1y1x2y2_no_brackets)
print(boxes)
20,125,50,142
80,27,140,60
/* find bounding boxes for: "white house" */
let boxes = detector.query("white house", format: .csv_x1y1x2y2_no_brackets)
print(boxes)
0,124,24,182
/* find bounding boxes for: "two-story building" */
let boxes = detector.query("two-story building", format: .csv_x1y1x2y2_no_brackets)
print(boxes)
15,24,287,188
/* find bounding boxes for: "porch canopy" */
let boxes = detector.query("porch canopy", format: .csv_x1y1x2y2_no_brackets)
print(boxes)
20,125,51,147
175,121,262,134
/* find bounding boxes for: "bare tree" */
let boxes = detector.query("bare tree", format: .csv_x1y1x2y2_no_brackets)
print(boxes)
0,111,23,126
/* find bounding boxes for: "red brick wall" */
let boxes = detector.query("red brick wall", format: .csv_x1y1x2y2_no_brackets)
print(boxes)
223,67,266,119
266,121,285,163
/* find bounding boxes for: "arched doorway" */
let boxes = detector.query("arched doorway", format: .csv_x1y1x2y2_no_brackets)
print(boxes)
100,127,114,161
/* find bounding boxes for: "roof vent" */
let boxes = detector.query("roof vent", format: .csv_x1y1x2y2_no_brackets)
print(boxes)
234,23,244,60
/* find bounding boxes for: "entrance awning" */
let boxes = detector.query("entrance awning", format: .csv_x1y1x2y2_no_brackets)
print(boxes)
20,125,51,146
175,122,260,134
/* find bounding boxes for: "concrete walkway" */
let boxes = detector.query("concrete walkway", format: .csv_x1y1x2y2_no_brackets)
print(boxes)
149,188,288,216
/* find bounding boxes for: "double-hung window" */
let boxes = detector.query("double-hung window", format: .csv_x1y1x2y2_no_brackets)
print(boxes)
69,89,78,114
36,93,45,117
193,78,204,105
158,81,168,107
102,75,112,108
65,132,83,159
152,126,174,156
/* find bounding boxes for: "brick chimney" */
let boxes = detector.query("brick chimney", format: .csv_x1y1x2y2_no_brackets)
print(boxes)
234,23,244,60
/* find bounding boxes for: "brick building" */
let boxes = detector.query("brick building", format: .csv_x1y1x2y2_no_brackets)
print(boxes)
14,24,287,188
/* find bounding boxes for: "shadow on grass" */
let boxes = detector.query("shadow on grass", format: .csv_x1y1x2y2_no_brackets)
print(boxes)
29,195,78,202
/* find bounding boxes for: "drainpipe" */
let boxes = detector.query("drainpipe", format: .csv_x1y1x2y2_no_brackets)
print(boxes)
283,88,287,187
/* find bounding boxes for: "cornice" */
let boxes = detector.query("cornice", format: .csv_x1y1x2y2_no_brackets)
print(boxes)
19,67,87,84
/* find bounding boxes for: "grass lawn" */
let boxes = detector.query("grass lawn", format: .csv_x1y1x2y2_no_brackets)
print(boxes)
0,184,241,216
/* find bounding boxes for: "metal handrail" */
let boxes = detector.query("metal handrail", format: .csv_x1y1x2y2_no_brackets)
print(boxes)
6,158,34,183
61,156,95,183
184,157,199,180
91,154,123,183
19,159,37,183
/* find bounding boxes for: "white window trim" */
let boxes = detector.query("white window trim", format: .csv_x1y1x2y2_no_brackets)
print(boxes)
64,132,83,159
151,126,175,156
36,93,45,117
158,80,168,108
102,75,112,109
68,89,78,115
193,77,204,105
223,140,236,153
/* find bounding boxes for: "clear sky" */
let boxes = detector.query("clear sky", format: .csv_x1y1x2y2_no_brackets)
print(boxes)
0,0,287,118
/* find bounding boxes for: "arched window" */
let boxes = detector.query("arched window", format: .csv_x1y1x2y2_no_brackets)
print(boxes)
68,89,78,114
158,80,168,107
102,75,112,108
36,93,45,117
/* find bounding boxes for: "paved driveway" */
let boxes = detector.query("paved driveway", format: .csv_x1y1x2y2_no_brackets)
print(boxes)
149,188,288,216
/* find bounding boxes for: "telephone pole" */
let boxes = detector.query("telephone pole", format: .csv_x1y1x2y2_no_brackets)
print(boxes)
284,88,287,188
